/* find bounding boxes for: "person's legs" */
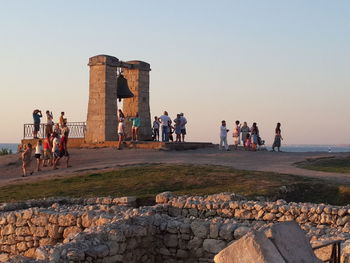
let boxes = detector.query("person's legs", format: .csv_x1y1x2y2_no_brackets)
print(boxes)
224,136,229,150
132,127,136,141
22,162,27,176
65,154,70,168
36,157,40,172
135,127,139,141
219,137,223,150
117,134,123,149
161,126,165,142
165,127,170,142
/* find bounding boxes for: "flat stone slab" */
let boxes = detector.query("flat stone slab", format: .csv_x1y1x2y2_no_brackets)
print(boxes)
266,221,322,263
214,231,286,263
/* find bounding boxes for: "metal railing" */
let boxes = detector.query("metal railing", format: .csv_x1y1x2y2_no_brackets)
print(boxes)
23,122,86,139
313,239,342,263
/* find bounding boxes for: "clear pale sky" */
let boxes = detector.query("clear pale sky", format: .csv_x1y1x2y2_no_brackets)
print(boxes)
0,1,349,145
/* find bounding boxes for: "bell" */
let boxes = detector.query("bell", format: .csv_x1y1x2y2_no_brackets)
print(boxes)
116,74,134,102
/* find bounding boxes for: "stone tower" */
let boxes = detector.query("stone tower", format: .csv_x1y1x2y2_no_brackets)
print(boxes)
122,61,152,141
85,55,152,143
85,55,119,143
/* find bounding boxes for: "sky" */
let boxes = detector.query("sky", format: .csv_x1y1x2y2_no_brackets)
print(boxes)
0,0,349,145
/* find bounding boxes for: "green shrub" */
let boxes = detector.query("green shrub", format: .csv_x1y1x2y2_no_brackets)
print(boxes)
0,148,13,156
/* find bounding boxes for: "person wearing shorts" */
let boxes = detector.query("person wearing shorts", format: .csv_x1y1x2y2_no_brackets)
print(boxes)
33,109,42,139
180,113,187,142
22,143,33,177
130,112,141,141
43,134,52,167
152,116,160,141
52,134,60,169
34,140,44,171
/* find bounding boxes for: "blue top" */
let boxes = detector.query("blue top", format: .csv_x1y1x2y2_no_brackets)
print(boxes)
33,112,42,123
131,117,141,127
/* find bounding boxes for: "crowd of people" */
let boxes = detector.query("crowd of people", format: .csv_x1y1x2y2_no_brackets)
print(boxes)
21,110,70,177
116,110,188,149
153,111,187,142
219,120,283,151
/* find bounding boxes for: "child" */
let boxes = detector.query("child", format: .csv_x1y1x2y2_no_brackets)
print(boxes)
244,134,251,150
168,120,174,142
153,116,160,141
219,120,229,150
22,143,33,177
34,140,44,171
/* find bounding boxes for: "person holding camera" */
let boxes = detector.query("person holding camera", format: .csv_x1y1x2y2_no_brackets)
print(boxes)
32,109,42,139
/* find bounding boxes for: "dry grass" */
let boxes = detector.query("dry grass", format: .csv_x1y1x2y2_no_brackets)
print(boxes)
0,164,349,205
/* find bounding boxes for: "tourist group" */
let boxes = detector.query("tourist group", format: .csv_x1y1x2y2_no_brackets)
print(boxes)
219,120,283,152
21,110,70,177
116,110,187,149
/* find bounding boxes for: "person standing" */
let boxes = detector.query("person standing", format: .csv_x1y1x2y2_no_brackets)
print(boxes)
22,143,33,177
130,113,141,142
45,110,54,136
251,122,259,151
158,111,171,142
232,120,241,149
174,114,182,142
152,116,160,141
272,123,283,152
52,133,60,169
32,109,42,139
219,120,229,151
59,112,65,127
57,134,70,168
241,122,250,147
180,113,187,142
34,140,44,172
43,134,52,167
117,109,125,150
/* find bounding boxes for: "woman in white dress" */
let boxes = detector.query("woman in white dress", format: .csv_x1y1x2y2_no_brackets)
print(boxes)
117,109,125,150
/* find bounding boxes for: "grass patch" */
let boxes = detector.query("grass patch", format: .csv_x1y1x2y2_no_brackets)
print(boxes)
297,156,350,174
1,164,350,205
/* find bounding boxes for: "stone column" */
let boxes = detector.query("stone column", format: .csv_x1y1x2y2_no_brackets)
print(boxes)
122,61,152,141
85,55,119,143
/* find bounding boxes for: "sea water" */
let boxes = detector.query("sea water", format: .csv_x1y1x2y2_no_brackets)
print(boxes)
0,143,19,154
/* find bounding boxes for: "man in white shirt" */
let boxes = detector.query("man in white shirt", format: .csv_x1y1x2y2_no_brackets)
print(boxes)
158,111,171,142
220,120,229,150
180,113,187,142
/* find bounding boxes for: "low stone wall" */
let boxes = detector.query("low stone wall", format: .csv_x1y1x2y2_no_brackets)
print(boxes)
2,193,350,262
156,192,350,234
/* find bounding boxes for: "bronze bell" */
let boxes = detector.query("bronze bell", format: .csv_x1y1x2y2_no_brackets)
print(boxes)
116,74,134,102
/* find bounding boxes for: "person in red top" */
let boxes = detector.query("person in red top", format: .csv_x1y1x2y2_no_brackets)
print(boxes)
43,134,52,167
54,135,70,168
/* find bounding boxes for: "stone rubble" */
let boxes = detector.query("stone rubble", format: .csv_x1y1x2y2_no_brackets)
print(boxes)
0,192,350,262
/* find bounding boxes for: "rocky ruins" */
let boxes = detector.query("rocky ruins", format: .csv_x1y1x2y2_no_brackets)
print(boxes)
1,192,350,262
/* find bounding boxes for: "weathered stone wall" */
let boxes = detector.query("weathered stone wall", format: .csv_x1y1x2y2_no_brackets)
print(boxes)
156,192,350,232
2,193,350,262
123,61,152,141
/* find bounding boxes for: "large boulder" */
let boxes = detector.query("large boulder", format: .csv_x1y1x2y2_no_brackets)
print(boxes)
266,221,322,263
214,231,286,263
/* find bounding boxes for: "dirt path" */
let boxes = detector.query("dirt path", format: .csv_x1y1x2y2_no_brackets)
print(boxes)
1,147,350,186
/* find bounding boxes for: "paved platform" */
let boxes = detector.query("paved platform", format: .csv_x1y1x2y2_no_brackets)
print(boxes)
21,138,214,151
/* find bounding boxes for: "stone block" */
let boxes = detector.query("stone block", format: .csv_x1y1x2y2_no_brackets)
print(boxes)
266,221,322,263
214,231,286,263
